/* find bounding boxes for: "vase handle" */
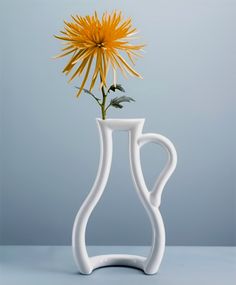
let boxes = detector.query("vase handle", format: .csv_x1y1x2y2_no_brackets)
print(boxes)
138,133,177,207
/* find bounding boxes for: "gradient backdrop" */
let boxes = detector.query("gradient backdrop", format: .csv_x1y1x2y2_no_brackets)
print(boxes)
0,0,235,245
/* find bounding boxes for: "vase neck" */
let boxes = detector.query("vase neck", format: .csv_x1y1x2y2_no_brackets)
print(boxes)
96,118,145,132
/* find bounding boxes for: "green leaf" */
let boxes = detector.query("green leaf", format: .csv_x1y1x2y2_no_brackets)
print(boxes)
75,86,95,97
108,84,125,93
109,96,135,109
75,86,101,102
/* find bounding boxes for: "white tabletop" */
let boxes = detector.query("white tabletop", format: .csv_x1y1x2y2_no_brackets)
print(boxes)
0,246,235,285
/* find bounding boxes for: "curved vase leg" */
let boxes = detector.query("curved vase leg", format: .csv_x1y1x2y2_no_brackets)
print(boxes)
72,121,113,274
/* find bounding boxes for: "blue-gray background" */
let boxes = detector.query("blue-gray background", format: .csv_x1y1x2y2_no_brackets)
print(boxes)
0,0,235,246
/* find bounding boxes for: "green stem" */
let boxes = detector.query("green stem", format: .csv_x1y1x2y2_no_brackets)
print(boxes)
101,85,107,120
105,102,111,112
91,94,101,105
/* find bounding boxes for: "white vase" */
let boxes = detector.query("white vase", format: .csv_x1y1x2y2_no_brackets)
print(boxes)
72,118,177,275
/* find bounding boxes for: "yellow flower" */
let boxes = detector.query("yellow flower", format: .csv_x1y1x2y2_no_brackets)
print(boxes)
54,11,144,97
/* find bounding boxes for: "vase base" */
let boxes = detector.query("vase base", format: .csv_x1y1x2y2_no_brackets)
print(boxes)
77,254,158,275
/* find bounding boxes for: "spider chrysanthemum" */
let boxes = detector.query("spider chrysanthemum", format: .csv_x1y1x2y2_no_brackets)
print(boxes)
54,11,144,97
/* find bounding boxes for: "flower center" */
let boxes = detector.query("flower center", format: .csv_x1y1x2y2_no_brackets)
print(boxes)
97,42,105,48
